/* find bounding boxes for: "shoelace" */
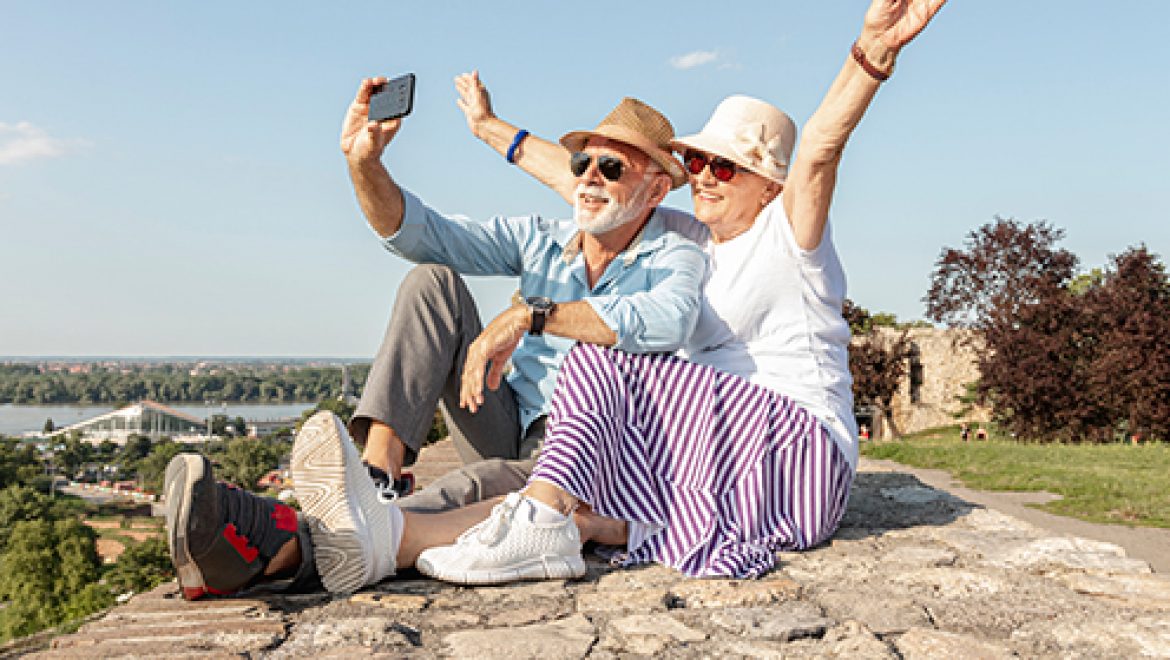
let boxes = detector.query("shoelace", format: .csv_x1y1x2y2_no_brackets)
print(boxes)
375,482,399,504
364,462,413,504
457,492,523,546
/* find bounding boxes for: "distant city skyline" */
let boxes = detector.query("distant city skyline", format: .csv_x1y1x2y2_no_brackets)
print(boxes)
2,2,1167,356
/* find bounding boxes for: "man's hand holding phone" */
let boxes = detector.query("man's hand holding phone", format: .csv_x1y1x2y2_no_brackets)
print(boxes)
341,74,416,165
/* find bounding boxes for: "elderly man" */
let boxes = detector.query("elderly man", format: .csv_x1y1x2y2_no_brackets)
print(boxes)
343,75,705,513
165,78,706,597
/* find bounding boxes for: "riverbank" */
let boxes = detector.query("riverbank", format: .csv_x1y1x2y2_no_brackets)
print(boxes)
0,402,314,436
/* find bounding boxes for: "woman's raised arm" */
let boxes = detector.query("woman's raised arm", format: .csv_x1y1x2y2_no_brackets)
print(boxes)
783,0,947,250
454,71,577,204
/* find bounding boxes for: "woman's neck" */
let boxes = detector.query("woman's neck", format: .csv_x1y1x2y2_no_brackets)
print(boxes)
708,217,755,244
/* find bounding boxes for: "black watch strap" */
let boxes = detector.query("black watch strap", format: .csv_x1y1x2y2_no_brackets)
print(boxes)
525,296,555,336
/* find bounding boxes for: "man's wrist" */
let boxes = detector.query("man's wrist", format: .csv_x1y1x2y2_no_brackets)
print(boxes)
467,115,497,142
512,304,532,331
522,296,556,336
348,154,386,176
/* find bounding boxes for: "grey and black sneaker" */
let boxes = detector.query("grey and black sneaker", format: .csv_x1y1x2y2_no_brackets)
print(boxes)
164,453,300,600
364,462,415,502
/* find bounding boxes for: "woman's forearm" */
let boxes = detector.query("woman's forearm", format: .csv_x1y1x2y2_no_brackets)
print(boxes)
798,36,894,167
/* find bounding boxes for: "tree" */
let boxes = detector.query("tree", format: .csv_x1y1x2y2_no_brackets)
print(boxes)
845,300,915,438
925,218,1084,441
210,414,230,437
96,439,119,460
297,398,357,432
54,436,92,480
979,282,1107,441
137,440,185,494
105,537,173,595
0,439,42,488
1084,246,1170,441
0,519,109,642
925,217,1078,329
217,438,282,491
928,217,1170,443
0,485,54,550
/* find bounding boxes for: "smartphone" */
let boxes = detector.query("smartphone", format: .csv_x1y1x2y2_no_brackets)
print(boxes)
368,73,416,122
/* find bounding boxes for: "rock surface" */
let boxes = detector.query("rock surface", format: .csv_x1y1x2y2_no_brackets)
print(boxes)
27,444,1170,659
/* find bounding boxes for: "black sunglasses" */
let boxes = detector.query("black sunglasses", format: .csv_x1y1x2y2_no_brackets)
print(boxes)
683,150,738,182
570,151,627,182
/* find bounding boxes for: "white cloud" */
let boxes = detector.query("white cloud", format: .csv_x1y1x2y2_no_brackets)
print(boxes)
669,50,719,70
0,122,86,165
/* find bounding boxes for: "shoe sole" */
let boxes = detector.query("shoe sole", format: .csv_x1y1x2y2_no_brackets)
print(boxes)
165,453,209,600
416,552,586,586
291,412,389,594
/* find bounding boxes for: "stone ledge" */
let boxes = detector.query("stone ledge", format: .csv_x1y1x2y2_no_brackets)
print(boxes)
24,454,1170,658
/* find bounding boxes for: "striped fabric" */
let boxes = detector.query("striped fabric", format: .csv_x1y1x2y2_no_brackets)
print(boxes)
530,343,853,578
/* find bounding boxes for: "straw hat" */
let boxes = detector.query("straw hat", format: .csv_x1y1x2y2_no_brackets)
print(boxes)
560,98,688,189
672,95,797,184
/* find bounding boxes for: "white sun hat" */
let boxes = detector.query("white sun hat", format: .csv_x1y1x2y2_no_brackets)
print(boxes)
672,95,797,184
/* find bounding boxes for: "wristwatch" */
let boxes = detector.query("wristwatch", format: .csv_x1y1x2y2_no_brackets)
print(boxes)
524,296,556,336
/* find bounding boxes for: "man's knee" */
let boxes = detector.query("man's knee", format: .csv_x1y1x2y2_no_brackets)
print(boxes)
398,263,462,301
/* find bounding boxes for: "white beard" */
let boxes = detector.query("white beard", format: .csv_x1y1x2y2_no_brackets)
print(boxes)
573,182,651,236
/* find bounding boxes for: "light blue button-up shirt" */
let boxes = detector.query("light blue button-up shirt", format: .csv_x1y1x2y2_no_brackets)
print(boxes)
383,190,708,432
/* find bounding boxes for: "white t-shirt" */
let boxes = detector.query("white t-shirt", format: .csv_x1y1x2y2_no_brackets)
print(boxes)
678,196,859,471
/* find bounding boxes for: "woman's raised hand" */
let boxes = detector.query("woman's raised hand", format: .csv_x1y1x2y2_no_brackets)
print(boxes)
454,70,495,139
863,0,947,51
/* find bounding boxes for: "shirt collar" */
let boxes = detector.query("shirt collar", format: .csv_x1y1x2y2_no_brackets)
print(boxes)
557,208,668,267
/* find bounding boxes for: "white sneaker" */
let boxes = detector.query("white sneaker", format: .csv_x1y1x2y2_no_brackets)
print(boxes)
292,411,401,593
416,492,586,585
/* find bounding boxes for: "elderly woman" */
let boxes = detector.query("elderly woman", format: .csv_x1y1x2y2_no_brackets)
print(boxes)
415,0,947,583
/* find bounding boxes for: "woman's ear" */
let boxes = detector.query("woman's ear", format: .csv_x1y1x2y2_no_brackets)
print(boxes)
763,182,782,205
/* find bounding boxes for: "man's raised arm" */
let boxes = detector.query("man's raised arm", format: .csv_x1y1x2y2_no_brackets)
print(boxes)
454,71,577,204
341,77,408,238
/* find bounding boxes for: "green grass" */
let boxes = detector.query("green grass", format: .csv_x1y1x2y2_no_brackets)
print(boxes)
862,426,1170,528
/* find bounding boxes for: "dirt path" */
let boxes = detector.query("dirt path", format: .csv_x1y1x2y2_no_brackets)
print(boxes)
861,456,1170,574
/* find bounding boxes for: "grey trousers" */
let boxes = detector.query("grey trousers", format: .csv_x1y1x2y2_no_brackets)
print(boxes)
350,264,542,513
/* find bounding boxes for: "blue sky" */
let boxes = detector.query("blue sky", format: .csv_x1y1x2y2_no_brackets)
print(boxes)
1,1,1167,357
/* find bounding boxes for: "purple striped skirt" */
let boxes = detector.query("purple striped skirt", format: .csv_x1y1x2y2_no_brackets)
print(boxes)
530,343,853,578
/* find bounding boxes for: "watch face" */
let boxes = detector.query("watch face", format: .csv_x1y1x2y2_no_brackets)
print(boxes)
525,296,554,312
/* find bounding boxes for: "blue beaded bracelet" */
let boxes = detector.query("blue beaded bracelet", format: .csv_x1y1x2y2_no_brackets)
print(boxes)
506,129,529,164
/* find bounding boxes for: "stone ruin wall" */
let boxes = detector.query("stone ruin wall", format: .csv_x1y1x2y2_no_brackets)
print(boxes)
872,327,991,438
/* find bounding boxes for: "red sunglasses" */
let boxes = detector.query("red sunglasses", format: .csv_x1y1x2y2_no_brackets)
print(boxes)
683,150,738,182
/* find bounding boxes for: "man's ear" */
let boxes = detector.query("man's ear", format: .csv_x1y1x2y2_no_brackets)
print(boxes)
651,172,672,205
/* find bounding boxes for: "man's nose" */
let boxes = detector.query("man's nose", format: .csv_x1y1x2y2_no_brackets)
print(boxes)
578,158,605,185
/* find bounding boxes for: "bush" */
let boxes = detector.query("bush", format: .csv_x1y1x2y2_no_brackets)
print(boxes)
0,519,106,643
105,537,173,595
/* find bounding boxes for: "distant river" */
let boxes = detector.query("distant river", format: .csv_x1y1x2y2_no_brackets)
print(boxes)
0,403,318,436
